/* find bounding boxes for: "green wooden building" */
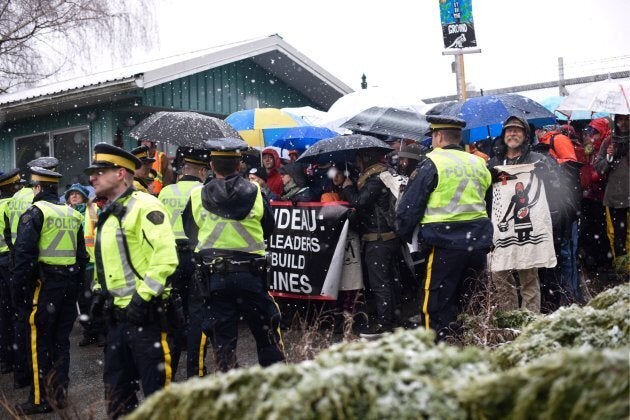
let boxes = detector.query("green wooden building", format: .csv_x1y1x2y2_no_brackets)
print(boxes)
0,34,352,187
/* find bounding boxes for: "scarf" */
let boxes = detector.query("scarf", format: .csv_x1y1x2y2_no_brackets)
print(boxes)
281,179,301,200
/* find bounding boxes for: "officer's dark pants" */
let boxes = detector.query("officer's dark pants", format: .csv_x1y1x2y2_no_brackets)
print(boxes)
187,292,207,378
103,320,173,418
170,245,206,378
363,238,400,330
0,258,14,369
203,271,284,372
77,265,104,340
12,299,31,388
168,245,199,375
28,280,79,405
420,247,487,341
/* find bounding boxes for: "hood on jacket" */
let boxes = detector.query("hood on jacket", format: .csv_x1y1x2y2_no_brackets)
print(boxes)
493,115,532,159
587,118,612,150
261,147,281,172
279,162,307,188
202,175,258,220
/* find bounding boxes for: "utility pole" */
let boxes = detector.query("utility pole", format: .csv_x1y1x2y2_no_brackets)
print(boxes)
443,48,480,101
558,57,569,96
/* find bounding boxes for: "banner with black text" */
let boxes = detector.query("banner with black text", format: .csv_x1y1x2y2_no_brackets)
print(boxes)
268,201,351,300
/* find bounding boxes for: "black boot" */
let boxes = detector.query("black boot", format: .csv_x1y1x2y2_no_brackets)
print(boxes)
15,401,53,415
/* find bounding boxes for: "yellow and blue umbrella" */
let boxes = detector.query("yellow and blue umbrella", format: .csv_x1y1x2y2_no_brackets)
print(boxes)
225,108,309,147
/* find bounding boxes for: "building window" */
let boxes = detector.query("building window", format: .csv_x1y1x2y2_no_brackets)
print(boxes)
14,126,90,189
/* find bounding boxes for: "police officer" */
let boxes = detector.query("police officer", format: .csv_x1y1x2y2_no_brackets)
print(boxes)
182,138,285,372
0,170,23,375
12,167,88,415
158,148,209,378
86,143,178,417
395,116,493,341
130,145,156,194
5,157,59,391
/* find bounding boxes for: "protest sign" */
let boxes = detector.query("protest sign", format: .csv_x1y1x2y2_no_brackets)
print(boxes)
268,201,351,300
439,0,478,50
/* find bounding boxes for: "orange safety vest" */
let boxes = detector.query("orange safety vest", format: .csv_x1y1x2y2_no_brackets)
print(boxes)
84,202,98,262
152,150,167,194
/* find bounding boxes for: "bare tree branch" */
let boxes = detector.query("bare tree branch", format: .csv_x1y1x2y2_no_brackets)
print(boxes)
0,0,155,93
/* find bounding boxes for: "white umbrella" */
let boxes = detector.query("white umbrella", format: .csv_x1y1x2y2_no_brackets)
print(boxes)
321,87,429,133
557,78,630,116
281,106,329,126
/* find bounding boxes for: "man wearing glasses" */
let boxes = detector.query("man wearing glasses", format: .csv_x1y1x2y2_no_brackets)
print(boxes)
85,143,178,418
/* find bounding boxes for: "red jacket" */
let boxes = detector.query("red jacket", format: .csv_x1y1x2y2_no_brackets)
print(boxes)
261,147,283,196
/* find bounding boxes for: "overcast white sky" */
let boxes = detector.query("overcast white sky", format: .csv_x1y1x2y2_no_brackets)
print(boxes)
141,0,630,103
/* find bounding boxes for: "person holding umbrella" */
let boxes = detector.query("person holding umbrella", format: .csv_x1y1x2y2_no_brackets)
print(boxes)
395,115,493,342
341,147,400,338
595,114,629,276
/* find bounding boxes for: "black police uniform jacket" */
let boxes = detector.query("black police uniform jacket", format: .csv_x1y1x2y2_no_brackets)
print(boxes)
395,144,493,251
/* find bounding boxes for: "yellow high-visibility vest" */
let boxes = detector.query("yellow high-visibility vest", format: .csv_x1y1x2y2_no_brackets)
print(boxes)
33,201,82,265
95,191,177,307
158,181,201,241
7,187,33,243
421,148,490,224
0,197,10,253
190,185,265,256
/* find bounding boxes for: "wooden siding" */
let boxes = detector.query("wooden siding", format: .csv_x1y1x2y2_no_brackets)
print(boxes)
142,58,316,114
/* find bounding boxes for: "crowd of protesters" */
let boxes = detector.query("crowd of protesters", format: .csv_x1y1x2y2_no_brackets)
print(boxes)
0,109,627,415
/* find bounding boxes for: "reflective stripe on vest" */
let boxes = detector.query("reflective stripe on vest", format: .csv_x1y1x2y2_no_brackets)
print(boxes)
109,195,140,298
191,185,266,256
421,148,490,224
33,201,82,265
0,198,10,252
96,192,174,306
8,188,34,243
159,181,201,240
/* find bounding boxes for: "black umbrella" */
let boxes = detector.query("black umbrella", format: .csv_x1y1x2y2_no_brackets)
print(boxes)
129,111,242,148
340,106,430,141
296,134,392,164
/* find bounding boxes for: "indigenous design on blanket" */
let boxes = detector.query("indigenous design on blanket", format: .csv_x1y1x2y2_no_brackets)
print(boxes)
491,163,557,271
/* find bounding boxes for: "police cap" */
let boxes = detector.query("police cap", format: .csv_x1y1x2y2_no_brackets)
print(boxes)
0,169,24,187
181,147,210,166
27,156,59,170
130,145,156,163
30,167,62,185
424,115,466,136
204,138,248,158
85,143,142,174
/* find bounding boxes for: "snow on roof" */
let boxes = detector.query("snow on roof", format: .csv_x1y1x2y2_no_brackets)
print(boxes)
0,35,350,107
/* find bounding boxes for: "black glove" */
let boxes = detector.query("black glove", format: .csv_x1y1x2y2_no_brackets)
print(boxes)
88,290,105,323
125,293,151,326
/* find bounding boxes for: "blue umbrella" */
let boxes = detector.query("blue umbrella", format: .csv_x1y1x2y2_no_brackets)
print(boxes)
267,126,338,151
432,94,556,143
